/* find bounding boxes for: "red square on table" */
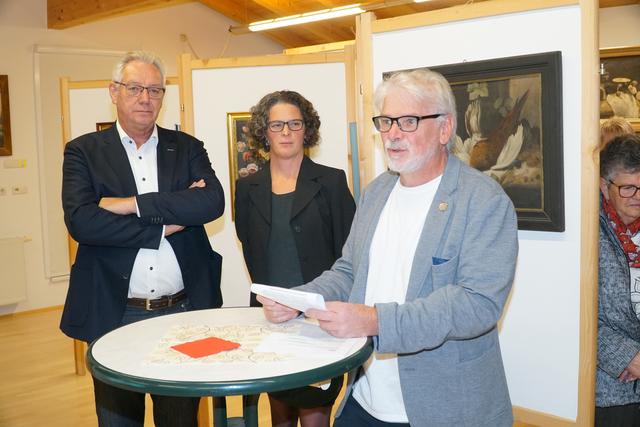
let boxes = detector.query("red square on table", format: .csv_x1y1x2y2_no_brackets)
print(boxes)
171,336,240,358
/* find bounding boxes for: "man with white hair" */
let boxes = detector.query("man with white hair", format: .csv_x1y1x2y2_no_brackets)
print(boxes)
259,69,518,426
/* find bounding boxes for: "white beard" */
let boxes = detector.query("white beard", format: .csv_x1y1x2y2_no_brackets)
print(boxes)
385,140,428,175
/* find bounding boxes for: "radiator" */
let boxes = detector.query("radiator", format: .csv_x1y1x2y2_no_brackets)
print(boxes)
0,237,27,305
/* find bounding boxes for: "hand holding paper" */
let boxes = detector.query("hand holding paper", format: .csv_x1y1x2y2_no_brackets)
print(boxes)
251,283,326,313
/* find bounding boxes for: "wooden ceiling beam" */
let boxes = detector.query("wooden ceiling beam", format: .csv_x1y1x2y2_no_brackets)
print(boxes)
48,0,192,29
600,0,639,6
47,0,640,45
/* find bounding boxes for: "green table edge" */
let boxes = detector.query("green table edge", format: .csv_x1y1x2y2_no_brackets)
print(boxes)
87,337,373,397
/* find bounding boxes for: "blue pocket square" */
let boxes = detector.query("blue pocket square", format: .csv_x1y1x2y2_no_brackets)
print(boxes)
432,257,448,265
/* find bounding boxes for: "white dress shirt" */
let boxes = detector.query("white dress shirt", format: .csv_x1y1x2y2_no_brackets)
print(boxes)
115,122,184,299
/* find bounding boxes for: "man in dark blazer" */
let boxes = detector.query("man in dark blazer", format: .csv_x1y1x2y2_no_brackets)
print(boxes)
60,51,224,427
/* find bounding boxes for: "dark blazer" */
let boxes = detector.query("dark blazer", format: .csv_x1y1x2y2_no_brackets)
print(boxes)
60,125,225,343
234,156,355,305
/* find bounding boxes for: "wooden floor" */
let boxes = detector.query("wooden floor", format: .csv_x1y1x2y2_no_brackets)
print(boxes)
0,307,277,426
1,307,532,427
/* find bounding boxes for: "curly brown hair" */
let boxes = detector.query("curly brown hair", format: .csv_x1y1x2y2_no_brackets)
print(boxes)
247,90,321,151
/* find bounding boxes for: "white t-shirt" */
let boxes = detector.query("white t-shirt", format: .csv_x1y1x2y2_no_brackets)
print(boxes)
352,176,441,423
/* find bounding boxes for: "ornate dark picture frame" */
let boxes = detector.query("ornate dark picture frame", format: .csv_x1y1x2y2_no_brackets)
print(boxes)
0,75,12,156
386,51,565,231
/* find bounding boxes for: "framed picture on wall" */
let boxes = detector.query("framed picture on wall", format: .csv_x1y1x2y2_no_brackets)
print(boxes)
96,122,114,131
226,112,269,220
600,46,640,131
0,75,12,156
385,51,565,232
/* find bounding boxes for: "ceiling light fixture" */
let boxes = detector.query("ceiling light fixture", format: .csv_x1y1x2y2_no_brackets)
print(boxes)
229,4,364,34
227,0,432,34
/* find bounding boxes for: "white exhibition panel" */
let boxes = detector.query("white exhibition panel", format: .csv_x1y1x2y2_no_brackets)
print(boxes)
68,85,180,139
371,5,581,421
191,62,349,308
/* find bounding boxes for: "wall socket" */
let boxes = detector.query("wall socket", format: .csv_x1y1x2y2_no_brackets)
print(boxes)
11,185,27,195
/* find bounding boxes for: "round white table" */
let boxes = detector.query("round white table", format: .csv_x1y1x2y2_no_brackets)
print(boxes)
87,307,372,426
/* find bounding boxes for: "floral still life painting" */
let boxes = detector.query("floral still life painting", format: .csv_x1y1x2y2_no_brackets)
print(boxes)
227,112,269,219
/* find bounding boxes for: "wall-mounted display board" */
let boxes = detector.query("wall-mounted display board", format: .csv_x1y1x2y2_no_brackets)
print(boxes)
353,0,599,425
180,51,355,307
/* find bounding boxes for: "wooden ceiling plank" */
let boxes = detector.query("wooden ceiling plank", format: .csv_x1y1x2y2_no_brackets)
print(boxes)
599,0,639,6
48,0,193,29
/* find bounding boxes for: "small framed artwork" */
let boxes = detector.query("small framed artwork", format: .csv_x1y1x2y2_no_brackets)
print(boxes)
386,51,565,231
96,122,114,131
0,75,12,156
600,46,640,131
226,112,269,219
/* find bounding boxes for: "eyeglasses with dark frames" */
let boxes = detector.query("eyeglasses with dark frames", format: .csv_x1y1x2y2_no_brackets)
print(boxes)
608,180,640,198
372,114,443,133
268,120,304,132
113,81,166,99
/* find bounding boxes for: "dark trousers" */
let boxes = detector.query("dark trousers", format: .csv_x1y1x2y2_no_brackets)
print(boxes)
596,403,640,427
93,299,200,427
334,394,410,427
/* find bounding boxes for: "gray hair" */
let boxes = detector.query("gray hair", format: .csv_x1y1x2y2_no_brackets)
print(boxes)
599,116,634,151
374,69,458,148
112,51,166,85
600,133,640,181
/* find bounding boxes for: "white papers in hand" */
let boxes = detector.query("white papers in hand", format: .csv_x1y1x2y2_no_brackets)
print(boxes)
250,283,326,312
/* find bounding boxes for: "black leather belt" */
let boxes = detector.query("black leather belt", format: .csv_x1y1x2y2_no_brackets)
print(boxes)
127,290,187,311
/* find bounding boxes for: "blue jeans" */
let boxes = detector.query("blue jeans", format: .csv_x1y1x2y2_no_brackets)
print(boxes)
333,395,411,427
93,299,200,427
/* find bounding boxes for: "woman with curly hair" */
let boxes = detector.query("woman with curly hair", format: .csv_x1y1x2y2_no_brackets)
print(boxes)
234,90,356,427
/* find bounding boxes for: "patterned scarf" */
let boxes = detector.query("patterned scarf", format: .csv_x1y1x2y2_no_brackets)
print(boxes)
603,195,640,268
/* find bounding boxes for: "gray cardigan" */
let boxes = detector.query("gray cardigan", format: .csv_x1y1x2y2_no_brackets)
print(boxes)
597,201,640,407
298,155,517,426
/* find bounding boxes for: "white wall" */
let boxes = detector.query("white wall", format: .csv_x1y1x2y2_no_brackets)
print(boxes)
600,5,640,48
371,5,582,421
0,0,282,316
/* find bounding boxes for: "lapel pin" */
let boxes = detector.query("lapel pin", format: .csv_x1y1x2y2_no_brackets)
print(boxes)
438,202,448,212
167,147,175,152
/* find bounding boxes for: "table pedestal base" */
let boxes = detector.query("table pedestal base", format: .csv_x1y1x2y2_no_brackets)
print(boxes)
213,395,259,427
